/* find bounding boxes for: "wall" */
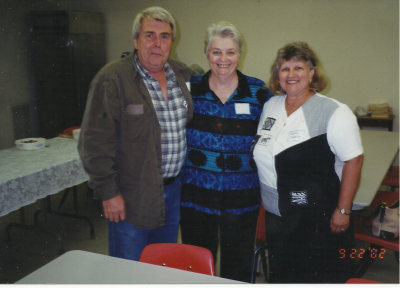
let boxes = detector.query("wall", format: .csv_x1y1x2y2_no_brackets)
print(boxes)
0,0,398,149
0,0,33,148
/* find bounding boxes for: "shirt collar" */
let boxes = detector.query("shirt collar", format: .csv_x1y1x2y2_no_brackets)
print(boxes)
133,50,171,80
195,70,251,100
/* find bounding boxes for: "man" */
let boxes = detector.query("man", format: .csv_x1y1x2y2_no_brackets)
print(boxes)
78,6,193,261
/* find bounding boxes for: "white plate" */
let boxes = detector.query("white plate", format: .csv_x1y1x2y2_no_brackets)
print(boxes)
15,138,46,150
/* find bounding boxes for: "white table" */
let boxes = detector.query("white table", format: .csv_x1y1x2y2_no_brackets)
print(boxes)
16,250,242,284
0,137,88,216
353,130,399,207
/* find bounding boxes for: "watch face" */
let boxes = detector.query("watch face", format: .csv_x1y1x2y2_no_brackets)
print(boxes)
337,207,349,215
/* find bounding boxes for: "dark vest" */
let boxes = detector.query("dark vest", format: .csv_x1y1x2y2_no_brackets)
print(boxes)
275,134,340,217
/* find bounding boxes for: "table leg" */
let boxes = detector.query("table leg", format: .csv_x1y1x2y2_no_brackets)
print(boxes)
5,208,64,255
6,208,28,242
34,190,96,239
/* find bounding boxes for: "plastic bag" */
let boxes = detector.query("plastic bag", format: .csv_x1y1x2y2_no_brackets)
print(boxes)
372,201,399,240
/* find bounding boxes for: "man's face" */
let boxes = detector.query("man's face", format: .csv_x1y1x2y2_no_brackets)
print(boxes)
134,18,173,74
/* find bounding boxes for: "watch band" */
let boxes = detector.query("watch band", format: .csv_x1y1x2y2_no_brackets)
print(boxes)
337,206,351,216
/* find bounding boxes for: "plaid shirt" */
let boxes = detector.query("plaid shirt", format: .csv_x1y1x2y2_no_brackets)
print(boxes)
134,53,188,178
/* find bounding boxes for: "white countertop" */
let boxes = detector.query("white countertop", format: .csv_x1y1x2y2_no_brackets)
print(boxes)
16,250,242,284
353,130,399,207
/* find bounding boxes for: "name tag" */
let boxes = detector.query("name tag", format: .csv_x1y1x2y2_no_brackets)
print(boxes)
287,130,305,143
235,103,250,114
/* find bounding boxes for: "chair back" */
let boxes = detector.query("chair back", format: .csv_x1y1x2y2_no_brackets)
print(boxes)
346,277,380,283
371,190,399,208
255,205,267,243
139,243,215,276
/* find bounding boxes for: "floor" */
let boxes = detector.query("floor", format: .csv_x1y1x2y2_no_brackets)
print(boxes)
0,184,398,284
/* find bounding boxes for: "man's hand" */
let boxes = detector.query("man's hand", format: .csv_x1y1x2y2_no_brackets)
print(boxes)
102,194,126,223
330,208,350,234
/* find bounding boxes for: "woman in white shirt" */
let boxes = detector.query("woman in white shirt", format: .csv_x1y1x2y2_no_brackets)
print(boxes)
253,42,364,283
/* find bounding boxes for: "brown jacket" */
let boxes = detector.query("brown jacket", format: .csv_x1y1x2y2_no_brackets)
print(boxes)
78,53,193,229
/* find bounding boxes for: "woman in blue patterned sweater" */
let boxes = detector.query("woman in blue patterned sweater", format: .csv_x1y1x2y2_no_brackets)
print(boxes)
180,21,273,282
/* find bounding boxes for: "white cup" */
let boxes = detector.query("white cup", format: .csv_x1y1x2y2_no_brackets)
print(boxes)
73,129,81,140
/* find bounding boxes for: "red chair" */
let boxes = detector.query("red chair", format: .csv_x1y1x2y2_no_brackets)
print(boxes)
381,166,399,191
346,278,381,283
250,205,269,283
139,243,215,275
353,190,399,277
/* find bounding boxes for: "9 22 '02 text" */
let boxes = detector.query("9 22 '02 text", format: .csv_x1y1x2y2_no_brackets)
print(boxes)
338,247,386,259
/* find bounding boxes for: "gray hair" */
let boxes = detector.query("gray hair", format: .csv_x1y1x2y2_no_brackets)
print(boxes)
132,6,176,40
204,21,242,55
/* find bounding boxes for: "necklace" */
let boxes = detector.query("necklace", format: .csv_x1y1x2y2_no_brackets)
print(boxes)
209,73,238,103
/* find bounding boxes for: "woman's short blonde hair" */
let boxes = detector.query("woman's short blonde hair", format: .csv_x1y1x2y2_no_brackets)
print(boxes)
269,42,327,95
204,21,243,55
132,6,176,40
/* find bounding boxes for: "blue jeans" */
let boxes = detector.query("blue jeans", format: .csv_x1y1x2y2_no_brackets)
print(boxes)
108,178,181,261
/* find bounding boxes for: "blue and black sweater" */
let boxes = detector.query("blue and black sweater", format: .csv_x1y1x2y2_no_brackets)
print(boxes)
181,70,273,215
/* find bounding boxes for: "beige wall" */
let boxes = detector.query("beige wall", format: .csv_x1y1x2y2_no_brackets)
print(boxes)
100,0,400,132
0,0,33,149
41,0,400,129
1,0,399,149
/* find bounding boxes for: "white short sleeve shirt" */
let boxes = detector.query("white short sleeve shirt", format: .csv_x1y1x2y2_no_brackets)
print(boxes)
253,93,363,215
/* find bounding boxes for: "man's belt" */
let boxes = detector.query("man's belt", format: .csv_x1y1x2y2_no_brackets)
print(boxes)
163,177,176,186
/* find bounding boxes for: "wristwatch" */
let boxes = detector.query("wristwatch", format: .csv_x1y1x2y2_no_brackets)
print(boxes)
337,206,351,216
